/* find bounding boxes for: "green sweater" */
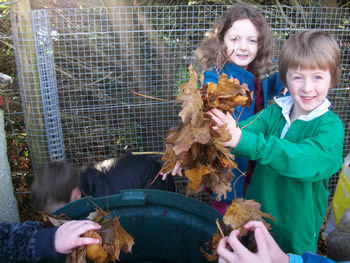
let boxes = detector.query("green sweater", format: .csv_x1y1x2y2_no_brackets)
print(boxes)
234,103,344,254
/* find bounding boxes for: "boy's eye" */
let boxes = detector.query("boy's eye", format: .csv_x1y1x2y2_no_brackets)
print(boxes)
230,37,237,41
249,39,257,43
314,75,322,80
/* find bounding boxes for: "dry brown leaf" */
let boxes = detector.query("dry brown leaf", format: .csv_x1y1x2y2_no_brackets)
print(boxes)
160,65,253,200
69,245,86,263
172,122,211,156
202,199,275,261
185,164,212,192
177,65,203,126
72,217,135,263
109,217,134,261
85,231,107,263
223,199,275,232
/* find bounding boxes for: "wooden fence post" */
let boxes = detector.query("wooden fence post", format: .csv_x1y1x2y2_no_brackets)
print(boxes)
11,0,49,168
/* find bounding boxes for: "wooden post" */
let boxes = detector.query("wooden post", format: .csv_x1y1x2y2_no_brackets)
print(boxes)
11,0,49,168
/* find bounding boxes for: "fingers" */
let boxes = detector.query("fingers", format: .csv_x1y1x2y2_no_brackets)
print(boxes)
74,237,100,247
209,108,227,119
208,109,226,127
226,230,250,257
217,237,235,262
244,221,273,243
55,220,101,254
72,221,101,236
281,87,288,95
161,161,183,181
171,161,183,176
161,173,168,181
244,221,267,232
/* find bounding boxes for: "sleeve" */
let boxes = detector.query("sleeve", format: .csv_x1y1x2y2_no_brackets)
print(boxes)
34,226,63,261
301,252,336,263
288,253,304,263
0,221,55,262
233,107,344,182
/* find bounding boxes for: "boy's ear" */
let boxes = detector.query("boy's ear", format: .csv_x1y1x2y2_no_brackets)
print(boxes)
70,187,82,202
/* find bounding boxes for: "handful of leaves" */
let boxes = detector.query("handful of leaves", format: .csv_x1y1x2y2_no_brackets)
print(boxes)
81,217,134,263
201,198,275,261
43,210,134,263
160,65,253,200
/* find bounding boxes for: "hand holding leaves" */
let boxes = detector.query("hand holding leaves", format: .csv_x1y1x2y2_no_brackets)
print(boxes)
208,108,242,148
54,220,101,254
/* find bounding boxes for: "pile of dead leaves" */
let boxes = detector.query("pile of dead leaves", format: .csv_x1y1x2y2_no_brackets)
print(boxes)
201,198,275,261
44,210,134,263
160,65,253,200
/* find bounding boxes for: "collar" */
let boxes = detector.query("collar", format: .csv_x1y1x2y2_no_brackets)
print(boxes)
274,96,330,124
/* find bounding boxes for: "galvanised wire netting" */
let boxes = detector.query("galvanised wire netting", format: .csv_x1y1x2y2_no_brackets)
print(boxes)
11,5,350,203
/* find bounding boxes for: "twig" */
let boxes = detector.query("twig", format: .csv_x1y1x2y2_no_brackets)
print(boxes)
129,89,180,103
216,218,225,238
232,172,245,200
132,151,164,155
81,190,108,216
149,171,161,186
240,110,263,129
215,49,235,78
236,107,245,122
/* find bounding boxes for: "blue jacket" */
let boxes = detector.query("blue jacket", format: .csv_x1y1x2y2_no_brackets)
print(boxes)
289,252,348,263
0,221,63,262
203,63,284,200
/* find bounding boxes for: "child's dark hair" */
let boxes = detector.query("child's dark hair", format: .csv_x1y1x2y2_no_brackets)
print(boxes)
31,160,80,212
195,4,275,79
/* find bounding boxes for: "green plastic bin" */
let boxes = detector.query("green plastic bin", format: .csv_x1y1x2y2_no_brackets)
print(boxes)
54,189,222,263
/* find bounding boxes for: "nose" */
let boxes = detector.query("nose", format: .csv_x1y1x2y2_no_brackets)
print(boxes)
302,78,314,93
237,39,247,51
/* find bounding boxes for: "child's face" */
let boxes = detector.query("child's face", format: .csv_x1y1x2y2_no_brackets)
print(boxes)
223,19,259,69
287,67,332,117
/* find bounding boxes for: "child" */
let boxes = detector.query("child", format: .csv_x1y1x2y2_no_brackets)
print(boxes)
32,153,176,213
217,221,339,263
169,4,285,212
0,220,100,262
208,30,344,254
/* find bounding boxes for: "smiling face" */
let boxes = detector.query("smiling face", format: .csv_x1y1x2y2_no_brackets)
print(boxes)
223,19,259,69
287,67,332,120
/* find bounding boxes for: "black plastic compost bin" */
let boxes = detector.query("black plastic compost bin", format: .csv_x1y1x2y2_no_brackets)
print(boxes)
54,189,223,263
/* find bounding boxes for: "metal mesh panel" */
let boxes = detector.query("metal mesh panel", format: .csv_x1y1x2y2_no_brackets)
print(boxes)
11,5,350,202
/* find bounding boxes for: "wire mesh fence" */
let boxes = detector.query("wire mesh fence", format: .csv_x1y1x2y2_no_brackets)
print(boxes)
9,5,350,203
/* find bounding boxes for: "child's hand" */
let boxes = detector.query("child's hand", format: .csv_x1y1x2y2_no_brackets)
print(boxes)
217,228,272,263
161,161,183,180
54,220,101,254
243,221,289,263
208,108,242,148
281,87,288,95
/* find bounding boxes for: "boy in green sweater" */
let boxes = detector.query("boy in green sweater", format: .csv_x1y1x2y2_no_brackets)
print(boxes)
208,30,344,254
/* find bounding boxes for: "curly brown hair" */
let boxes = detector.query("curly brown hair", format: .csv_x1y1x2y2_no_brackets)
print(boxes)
195,4,275,79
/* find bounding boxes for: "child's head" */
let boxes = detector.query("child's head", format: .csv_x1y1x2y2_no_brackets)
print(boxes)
31,160,81,213
279,30,340,89
196,4,274,78
279,30,340,117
